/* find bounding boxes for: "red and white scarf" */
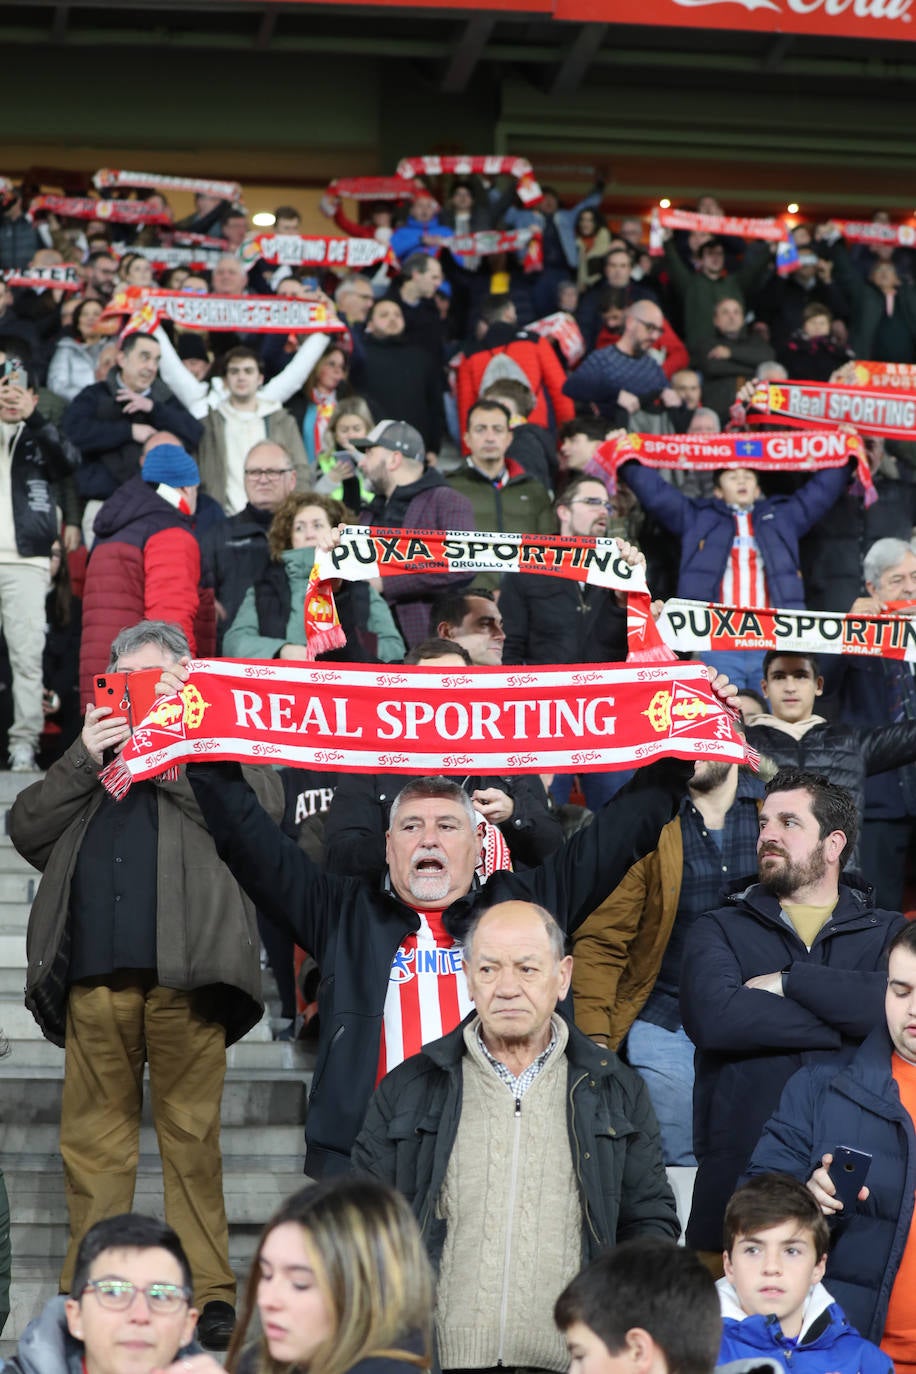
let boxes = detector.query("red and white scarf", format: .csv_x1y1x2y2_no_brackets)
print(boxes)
396,155,543,207
842,361,916,390
649,207,788,254
527,311,586,366
835,219,916,248
749,378,915,445
240,234,396,270
327,176,421,202
93,169,242,200
657,598,916,661
4,265,81,292
444,228,543,273
312,525,668,660
27,195,173,225
592,429,872,502
99,657,754,799
103,286,345,335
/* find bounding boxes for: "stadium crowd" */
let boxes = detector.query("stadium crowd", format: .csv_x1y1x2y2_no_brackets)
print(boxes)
0,166,915,1374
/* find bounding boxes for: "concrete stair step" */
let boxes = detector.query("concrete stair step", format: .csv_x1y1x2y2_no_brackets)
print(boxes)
8,1166,307,1225
0,1066,310,1125
0,846,37,873
1,1036,315,1071
0,1121,305,1157
0,874,36,903
0,772,43,804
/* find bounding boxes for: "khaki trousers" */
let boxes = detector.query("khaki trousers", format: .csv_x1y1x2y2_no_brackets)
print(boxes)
59,973,235,1307
0,562,49,749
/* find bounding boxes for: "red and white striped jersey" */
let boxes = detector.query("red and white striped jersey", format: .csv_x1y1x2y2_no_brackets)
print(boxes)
718,509,769,608
376,908,474,1084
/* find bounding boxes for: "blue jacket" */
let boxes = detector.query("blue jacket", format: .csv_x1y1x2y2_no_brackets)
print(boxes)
390,215,454,261
745,1023,916,1344
618,462,848,608
680,877,903,1252
717,1278,892,1374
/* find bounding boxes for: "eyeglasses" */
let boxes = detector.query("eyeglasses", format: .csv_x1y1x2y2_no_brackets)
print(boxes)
570,497,613,510
632,318,665,335
81,1280,191,1314
245,468,293,481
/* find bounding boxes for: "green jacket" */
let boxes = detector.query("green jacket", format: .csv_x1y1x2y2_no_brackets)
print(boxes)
663,238,771,347
224,545,404,662
446,461,555,590
831,241,916,360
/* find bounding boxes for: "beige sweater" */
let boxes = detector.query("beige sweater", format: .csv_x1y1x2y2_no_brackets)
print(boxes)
435,1016,583,1372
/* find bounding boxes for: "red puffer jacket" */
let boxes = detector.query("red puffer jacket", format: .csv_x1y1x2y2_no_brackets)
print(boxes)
456,325,574,439
78,475,202,706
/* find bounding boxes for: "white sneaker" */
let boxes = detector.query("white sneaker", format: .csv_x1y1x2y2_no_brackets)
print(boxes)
8,744,36,773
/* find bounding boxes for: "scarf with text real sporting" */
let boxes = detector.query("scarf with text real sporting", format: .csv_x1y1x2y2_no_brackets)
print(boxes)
396,155,543,207
590,429,872,502
102,286,345,335
98,656,754,799
239,234,397,270
656,598,916,659
749,378,916,448
308,525,671,662
93,169,242,200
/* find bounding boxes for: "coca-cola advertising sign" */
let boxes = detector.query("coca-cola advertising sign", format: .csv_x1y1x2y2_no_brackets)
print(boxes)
553,0,912,38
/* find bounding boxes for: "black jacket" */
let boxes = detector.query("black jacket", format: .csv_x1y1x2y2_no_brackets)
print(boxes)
323,770,563,879
499,573,627,666
199,504,272,652
680,875,903,1251
187,756,693,1176
352,334,444,451
62,373,203,499
4,410,80,556
745,717,916,838
352,1014,679,1269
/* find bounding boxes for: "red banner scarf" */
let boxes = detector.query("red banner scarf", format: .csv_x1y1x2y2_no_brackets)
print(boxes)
27,195,173,226
443,228,542,273
592,429,872,503
93,169,242,200
749,379,916,444
98,657,753,799
835,219,916,248
4,265,81,292
649,208,788,254
527,311,586,366
657,597,916,660
396,156,543,207
327,176,421,202
102,287,345,335
839,360,916,390
112,244,224,272
172,232,230,249
313,526,671,663
239,234,396,270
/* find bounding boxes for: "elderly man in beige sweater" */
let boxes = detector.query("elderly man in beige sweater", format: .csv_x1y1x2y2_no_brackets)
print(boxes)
353,899,678,1374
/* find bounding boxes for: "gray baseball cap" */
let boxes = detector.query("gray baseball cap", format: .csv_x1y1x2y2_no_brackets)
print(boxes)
350,420,425,464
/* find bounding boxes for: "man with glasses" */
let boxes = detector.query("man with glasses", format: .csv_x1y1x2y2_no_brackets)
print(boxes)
563,302,688,433
1,1213,201,1372
500,476,628,667
200,439,297,651
193,347,308,514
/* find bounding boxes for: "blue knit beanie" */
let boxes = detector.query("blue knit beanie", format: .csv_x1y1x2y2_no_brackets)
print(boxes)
142,443,200,488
